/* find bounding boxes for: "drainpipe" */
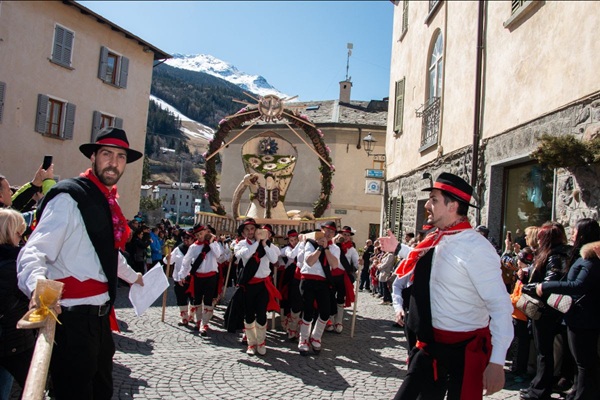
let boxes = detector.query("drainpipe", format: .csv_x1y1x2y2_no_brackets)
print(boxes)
471,0,485,224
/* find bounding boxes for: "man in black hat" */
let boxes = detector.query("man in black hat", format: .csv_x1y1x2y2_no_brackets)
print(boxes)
180,224,221,335
17,127,145,399
297,221,340,355
381,172,513,400
279,229,304,340
234,218,281,356
167,229,196,326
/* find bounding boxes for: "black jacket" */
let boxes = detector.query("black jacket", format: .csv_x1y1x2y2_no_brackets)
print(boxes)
0,244,36,358
542,241,600,330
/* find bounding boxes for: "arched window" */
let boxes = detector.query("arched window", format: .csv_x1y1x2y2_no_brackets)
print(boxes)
419,31,443,150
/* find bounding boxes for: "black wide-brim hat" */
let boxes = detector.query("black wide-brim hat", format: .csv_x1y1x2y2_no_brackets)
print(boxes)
422,172,479,208
338,226,355,236
237,218,260,236
79,127,143,164
320,221,337,231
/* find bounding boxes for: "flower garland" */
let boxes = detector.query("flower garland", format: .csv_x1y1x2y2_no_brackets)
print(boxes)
204,106,334,217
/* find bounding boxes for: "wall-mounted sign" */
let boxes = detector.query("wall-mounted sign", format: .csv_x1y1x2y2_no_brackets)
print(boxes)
365,169,384,179
334,209,347,215
365,180,383,195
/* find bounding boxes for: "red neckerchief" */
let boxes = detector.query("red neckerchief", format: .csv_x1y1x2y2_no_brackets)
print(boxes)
340,241,353,254
394,218,472,280
81,168,129,251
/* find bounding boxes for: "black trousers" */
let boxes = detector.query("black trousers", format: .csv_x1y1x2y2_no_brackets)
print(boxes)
0,347,34,389
288,277,303,314
394,342,467,400
173,278,192,306
512,318,531,375
567,326,600,400
528,313,563,399
192,274,218,307
50,310,115,400
299,279,330,322
243,281,268,325
329,274,346,312
359,265,371,290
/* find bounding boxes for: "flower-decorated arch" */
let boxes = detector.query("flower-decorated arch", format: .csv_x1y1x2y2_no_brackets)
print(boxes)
204,104,334,218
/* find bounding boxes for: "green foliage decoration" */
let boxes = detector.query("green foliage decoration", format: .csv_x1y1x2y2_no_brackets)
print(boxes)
139,195,164,212
531,134,600,169
204,107,334,217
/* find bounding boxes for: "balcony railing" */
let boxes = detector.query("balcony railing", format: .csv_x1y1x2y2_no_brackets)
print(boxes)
416,96,440,149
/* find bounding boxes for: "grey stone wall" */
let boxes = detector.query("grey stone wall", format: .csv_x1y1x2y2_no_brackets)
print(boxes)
384,94,600,242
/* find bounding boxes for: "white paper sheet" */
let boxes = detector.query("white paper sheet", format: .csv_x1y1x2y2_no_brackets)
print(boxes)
128,263,169,316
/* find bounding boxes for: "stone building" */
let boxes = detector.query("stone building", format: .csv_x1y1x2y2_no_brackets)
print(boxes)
0,1,170,217
216,82,388,245
385,0,600,243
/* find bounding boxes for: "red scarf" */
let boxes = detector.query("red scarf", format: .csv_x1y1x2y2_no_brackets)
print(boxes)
340,241,353,254
395,218,472,280
81,168,129,251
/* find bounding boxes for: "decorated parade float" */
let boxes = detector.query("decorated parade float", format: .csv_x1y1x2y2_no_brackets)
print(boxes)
196,94,341,239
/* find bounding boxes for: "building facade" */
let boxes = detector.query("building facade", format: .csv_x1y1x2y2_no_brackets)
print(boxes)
385,0,600,243
0,1,170,217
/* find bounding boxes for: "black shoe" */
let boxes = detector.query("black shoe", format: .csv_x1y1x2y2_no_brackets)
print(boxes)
519,389,529,395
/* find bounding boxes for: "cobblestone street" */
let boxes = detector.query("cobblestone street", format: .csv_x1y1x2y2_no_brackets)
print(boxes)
106,283,535,400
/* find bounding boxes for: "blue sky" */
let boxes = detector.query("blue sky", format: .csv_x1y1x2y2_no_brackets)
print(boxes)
78,1,394,102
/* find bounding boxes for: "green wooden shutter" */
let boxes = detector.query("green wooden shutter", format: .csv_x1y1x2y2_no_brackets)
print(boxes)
35,94,49,134
0,81,5,123
98,46,109,81
394,78,405,133
63,103,76,140
394,196,403,238
402,0,409,34
119,57,129,88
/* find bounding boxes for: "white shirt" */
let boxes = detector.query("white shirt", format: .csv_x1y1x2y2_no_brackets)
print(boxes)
181,241,223,276
339,245,359,272
429,229,513,365
216,241,232,264
300,240,341,278
165,245,188,281
234,239,280,279
17,193,139,306
392,243,414,312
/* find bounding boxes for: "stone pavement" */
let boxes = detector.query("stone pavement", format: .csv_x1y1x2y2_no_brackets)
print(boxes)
105,283,538,400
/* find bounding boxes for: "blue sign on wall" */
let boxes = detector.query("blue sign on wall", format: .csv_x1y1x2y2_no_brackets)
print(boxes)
365,169,384,179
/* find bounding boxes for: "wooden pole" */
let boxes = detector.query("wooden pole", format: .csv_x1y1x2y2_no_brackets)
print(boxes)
271,265,278,331
21,279,64,400
222,257,234,303
161,247,172,323
205,121,258,161
285,123,332,168
350,263,362,338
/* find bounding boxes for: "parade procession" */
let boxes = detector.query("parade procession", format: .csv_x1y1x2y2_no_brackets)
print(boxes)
2,1,600,400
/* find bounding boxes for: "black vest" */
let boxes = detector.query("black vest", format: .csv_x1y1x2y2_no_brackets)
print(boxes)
37,177,118,305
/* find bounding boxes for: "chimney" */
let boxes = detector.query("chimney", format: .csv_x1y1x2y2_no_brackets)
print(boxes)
339,79,352,103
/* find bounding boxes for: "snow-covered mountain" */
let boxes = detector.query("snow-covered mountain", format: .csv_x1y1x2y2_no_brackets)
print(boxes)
166,53,290,99
150,95,214,140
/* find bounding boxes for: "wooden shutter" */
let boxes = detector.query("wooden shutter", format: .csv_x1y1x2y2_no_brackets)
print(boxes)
63,103,76,140
91,111,102,141
393,196,403,238
98,46,109,81
0,81,5,123
52,26,73,66
35,94,49,134
114,117,123,128
402,0,409,34
394,78,405,133
119,57,129,88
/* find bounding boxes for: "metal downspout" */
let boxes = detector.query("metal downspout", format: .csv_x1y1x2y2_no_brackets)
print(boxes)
471,0,485,224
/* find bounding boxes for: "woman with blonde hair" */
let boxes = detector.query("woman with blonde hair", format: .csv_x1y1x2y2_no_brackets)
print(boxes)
0,208,35,395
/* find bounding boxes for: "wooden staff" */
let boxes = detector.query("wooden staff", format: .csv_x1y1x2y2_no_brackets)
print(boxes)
350,262,362,338
285,123,332,168
222,257,234,304
21,279,64,400
161,247,172,323
205,121,258,161
271,265,278,330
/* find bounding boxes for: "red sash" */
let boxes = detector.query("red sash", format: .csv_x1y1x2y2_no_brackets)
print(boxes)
56,277,120,332
186,271,218,298
248,276,282,311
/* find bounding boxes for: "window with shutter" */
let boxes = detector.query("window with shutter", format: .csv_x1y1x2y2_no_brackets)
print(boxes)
0,81,5,123
394,78,405,134
98,46,129,88
401,0,409,36
394,196,403,239
52,25,74,68
35,94,76,140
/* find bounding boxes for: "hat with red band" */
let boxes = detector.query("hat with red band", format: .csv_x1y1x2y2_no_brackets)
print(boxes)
321,221,337,231
422,172,479,208
80,127,143,163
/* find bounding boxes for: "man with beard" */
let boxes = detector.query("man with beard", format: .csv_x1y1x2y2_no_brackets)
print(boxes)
181,224,221,335
17,127,144,399
380,172,512,400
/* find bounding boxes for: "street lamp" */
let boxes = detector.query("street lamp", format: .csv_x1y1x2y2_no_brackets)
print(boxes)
363,133,376,156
